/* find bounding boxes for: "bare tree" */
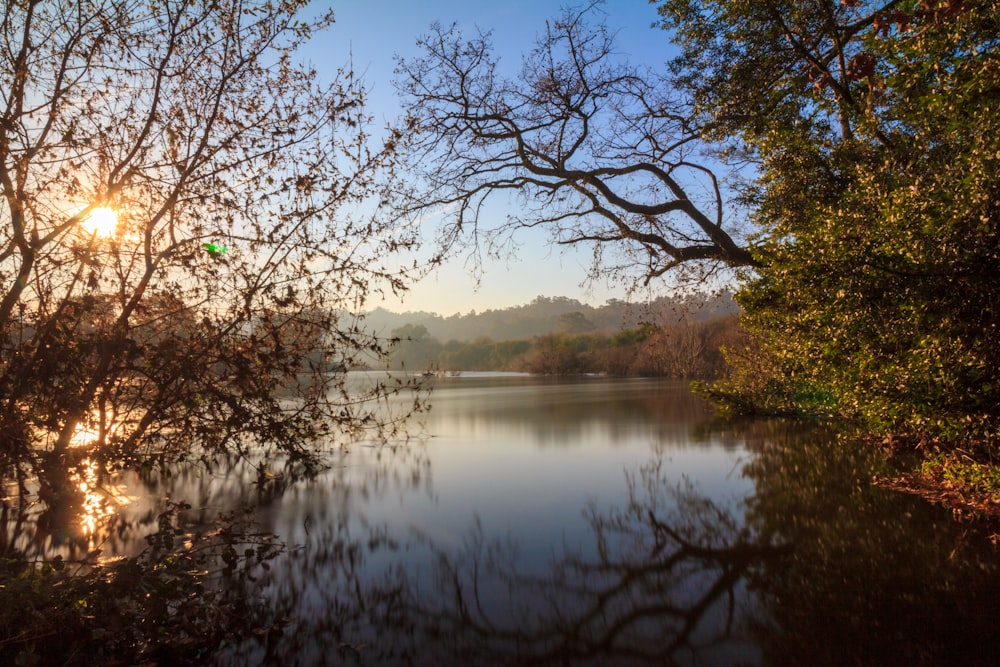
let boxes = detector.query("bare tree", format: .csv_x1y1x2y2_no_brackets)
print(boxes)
648,322,708,378
390,4,757,290
0,1,417,503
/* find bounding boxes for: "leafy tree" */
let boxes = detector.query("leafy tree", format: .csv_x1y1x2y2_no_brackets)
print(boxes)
0,1,415,512
557,311,596,334
388,323,442,370
658,0,1000,450
524,333,584,375
488,338,531,368
439,336,495,370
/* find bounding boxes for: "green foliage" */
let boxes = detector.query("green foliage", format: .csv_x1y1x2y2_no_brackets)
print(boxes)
920,452,1000,505
523,333,588,375
611,324,657,347
488,339,532,367
557,311,596,334
661,0,1000,454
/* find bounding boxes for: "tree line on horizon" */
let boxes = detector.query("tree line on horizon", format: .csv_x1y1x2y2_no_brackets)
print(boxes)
365,291,739,343
385,313,740,379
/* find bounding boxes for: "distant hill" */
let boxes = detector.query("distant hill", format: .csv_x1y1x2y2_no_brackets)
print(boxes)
362,292,738,342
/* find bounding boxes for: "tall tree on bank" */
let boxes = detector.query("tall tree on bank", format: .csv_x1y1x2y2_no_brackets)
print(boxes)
0,1,415,503
390,7,757,291
657,0,1000,451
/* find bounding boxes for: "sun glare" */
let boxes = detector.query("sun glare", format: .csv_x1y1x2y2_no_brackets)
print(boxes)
84,206,119,237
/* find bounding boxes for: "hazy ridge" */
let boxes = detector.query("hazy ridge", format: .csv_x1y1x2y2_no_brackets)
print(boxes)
364,292,738,342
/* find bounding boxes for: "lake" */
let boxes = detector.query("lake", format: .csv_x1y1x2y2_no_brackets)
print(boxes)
20,373,1000,665
219,373,1000,666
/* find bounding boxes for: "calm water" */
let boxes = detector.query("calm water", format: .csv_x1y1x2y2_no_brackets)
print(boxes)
234,373,765,666
225,374,1000,666
15,374,1000,665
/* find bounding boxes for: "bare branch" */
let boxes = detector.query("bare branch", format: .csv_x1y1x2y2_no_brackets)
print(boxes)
389,6,758,288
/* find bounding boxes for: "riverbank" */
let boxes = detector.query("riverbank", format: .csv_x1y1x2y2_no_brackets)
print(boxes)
876,454,1000,523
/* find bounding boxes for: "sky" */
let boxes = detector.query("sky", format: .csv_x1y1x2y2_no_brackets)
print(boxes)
302,1,676,315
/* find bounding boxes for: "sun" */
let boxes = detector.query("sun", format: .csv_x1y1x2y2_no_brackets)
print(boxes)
83,206,119,237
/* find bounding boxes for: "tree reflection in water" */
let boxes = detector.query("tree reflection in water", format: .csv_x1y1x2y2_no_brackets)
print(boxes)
222,423,1000,667
221,452,781,666
408,458,781,666
10,400,1000,665
740,421,1000,667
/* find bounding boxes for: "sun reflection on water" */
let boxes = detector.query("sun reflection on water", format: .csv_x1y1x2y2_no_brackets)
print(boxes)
69,423,100,448
74,458,117,537
68,419,133,541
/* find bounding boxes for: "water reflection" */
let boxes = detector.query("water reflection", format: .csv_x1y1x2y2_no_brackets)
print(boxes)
220,384,1000,666
74,458,128,538
741,424,1000,666
6,377,1000,665
4,431,141,562
417,375,720,449
401,458,778,666
218,450,772,666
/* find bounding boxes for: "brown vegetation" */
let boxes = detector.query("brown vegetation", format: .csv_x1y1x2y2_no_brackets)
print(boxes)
390,314,742,379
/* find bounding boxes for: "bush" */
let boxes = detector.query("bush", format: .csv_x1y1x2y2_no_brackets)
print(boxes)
0,503,283,666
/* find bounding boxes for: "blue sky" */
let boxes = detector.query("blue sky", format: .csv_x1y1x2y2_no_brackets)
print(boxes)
303,1,675,315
